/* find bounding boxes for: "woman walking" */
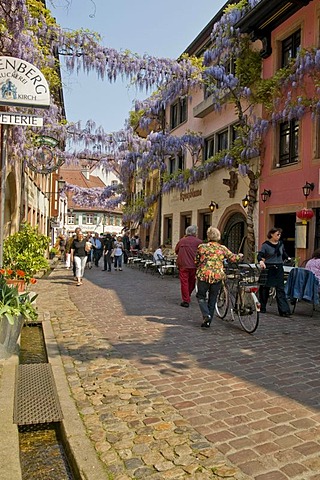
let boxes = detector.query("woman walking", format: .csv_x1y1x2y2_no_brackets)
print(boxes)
113,236,124,271
70,230,88,286
195,227,243,328
257,227,291,317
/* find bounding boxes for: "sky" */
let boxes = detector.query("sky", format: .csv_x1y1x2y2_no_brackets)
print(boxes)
51,0,227,134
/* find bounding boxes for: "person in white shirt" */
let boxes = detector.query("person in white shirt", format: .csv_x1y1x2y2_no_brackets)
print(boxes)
91,233,103,267
153,245,165,265
113,236,124,271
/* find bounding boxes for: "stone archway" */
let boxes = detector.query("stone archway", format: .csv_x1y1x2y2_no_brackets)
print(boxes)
218,205,248,258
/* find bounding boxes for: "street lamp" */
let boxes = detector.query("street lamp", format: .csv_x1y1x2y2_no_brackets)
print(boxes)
261,189,271,203
302,182,314,199
209,201,219,212
242,195,250,208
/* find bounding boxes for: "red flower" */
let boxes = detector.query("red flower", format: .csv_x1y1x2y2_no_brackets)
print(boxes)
16,270,26,278
6,269,13,275
30,278,37,284
0,269,5,275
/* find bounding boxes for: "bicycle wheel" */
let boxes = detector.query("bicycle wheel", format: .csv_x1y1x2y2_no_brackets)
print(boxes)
215,283,229,319
236,291,259,333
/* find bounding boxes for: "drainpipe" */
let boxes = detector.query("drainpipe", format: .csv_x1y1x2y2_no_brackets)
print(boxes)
0,124,8,268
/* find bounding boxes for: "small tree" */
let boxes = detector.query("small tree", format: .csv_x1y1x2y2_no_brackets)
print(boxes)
3,223,50,283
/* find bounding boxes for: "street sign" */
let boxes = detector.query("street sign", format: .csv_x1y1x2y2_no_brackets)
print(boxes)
0,56,50,108
0,112,43,126
34,135,59,147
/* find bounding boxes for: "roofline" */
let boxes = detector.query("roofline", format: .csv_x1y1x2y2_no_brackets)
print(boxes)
236,0,312,34
182,0,239,56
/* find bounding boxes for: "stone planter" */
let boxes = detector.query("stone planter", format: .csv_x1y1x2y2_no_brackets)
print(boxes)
6,279,26,293
0,315,25,358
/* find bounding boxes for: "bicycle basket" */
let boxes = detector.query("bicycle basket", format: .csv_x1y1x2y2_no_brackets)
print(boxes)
240,269,257,285
225,263,241,280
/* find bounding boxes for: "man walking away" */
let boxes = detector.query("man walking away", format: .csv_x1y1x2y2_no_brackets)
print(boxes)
175,225,202,308
102,233,114,272
122,231,131,264
92,233,103,267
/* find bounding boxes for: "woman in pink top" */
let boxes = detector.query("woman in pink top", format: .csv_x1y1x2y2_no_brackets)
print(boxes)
305,249,320,283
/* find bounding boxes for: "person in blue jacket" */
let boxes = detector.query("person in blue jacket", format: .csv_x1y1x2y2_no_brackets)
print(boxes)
257,227,292,317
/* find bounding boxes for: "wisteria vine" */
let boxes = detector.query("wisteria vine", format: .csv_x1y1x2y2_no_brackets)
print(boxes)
1,0,319,225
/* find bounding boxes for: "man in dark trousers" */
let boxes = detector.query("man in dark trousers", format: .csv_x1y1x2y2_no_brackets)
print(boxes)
175,225,202,308
122,230,131,264
92,232,103,267
102,233,114,271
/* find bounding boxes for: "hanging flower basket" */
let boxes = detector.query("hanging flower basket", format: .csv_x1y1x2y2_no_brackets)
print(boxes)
296,208,314,224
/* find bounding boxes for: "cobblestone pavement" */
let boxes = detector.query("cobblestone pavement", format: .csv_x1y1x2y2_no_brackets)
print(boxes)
34,262,320,479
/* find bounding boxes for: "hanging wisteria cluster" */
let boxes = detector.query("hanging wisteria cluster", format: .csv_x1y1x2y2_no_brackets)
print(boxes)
1,0,320,222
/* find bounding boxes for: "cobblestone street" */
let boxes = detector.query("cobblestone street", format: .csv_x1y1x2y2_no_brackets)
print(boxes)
34,263,320,479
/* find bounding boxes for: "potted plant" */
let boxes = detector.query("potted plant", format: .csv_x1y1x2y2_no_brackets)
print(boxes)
0,277,38,357
2,223,50,289
49,246,59,259
0,268,37,292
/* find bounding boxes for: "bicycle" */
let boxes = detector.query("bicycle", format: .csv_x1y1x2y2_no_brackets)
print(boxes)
215,262,260,333
256,258,295,308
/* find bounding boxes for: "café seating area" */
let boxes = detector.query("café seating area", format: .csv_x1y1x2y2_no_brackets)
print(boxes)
127,250,178,277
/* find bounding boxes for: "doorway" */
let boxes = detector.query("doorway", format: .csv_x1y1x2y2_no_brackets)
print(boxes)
198,213,211,241
180,213,191,238
222,213,247,255
273,213,296,257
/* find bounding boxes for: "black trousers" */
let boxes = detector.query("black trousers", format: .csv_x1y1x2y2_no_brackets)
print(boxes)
103,252,112,271
93,249,103,266
259,285,291,315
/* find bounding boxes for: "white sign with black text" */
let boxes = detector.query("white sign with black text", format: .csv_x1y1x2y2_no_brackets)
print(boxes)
0,112,43,126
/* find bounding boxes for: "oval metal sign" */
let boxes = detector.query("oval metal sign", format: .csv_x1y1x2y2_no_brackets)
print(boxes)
0,56,50,109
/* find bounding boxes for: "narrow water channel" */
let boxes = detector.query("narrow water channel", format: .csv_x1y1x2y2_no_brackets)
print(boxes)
19,423,74,480
18,324,77,480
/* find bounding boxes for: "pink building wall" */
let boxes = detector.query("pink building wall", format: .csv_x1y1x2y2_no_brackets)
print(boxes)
258,0,320,260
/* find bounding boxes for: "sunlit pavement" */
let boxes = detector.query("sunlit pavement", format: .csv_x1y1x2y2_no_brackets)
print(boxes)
34,263,320,479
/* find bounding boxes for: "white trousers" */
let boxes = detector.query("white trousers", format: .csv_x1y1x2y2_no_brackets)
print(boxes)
65,252,71,268
74,255,87,278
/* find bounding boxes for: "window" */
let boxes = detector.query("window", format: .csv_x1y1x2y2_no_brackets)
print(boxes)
281,30,301,67
217,129,228,152
170,98,187,129
85,214,95,224
204,136,215,161
278,120,299,167
177,153,185,170
231,124,240,145
164,216,173,245
204,125,236,161
168,153,185,173
169,157,175,174
68,215,75,225
111,180,118,186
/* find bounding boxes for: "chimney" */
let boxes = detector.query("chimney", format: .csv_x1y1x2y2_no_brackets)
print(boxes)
82,165,90,180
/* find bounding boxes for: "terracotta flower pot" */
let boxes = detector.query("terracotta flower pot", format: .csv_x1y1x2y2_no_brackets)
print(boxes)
5,279,26,293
